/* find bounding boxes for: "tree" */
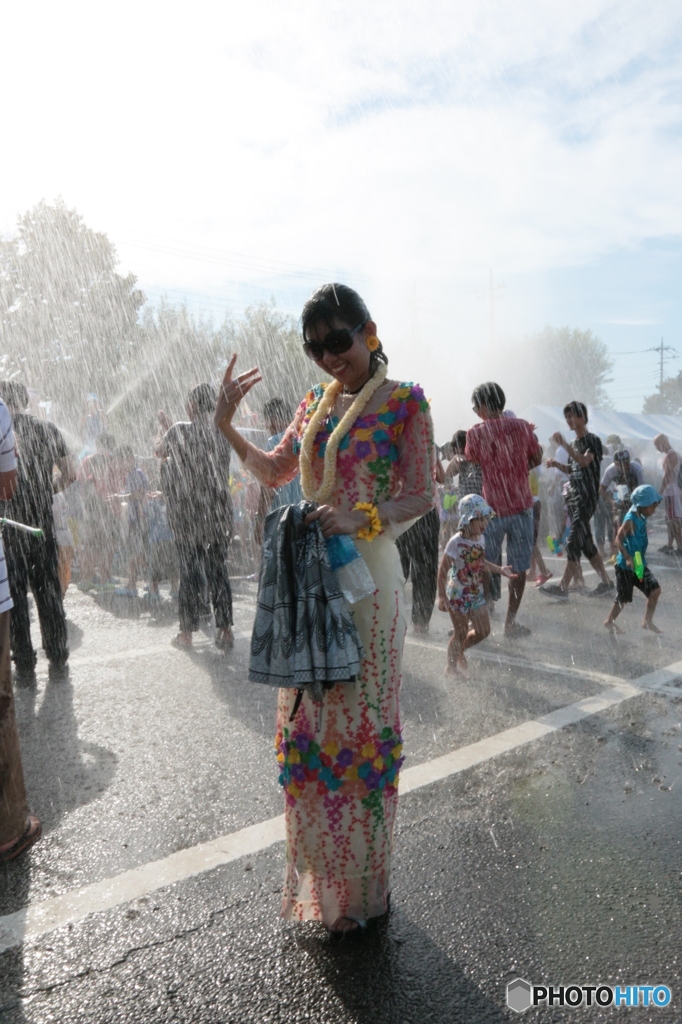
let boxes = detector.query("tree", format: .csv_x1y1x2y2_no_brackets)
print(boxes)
642,372,682,415
105,299,318,454
497,325,614,410
232,300,316,417
0,199,145,424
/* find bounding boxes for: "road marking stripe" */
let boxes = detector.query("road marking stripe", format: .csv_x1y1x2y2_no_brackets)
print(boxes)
2,661,675,953
405,636,624,686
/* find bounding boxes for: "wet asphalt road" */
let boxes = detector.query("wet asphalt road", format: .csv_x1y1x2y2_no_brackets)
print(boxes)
1,525,681,1023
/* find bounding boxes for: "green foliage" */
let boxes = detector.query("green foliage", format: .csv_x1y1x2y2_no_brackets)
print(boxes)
0,200,318,455
0,199,144,420
500,325,614,410
642,371,682,415
234,300,317,417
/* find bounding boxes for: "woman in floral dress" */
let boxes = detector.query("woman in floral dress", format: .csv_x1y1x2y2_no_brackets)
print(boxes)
215,284,435,934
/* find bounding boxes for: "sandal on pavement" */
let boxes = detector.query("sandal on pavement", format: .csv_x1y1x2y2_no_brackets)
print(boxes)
327,915,367,939
171,633,192,650
0,815,42,863
504,622,531,638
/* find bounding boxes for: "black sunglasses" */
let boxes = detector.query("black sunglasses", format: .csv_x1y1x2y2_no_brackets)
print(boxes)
303,322,366,361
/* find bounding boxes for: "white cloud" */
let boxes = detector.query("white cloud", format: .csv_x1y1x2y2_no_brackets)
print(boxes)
1,0,680,427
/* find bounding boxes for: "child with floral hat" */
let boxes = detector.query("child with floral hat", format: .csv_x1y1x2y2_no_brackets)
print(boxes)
437,493,517,677
604,484,663,634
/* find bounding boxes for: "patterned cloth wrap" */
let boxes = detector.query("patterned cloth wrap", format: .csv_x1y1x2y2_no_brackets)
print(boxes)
249,501,364,691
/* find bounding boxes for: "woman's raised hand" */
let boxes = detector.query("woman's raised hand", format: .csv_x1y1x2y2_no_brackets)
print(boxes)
214,355,262,435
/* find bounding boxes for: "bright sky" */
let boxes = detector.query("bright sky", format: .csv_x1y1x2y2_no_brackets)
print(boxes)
2,0,681,433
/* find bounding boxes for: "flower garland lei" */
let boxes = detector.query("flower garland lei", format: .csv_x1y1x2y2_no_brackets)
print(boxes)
299,362,388,503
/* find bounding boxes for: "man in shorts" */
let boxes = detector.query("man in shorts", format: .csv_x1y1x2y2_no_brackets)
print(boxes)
465,382,542,637
653,434,682,554
541,401,613,600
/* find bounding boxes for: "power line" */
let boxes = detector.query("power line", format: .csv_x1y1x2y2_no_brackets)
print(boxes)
646,337,679,390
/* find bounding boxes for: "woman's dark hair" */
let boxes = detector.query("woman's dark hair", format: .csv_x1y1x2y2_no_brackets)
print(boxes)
301,283,388,372
451,429,467,452
563,400,588,423
471,382,505,413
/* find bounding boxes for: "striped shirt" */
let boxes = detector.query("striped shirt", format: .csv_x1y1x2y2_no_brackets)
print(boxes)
0,401,17,612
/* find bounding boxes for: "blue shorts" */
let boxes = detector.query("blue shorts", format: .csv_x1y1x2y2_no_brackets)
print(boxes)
485,508,534,575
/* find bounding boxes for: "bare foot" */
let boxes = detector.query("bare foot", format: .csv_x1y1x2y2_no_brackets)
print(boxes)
642,621,664,634
604,620,625,634
216,627,234,649
444,663,468,679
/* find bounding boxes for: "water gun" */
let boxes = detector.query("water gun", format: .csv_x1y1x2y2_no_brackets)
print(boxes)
547,535,563,556
0,517,43,538
633,551,644,580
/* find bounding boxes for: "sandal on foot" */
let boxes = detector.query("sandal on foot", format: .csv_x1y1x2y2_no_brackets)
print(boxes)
504,622,531,638
0,815,42,863
171,633,192,650
325,917,364,937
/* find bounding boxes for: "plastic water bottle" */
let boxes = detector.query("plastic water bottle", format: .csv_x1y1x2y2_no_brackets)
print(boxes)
326,534,377,605
633,550,644,580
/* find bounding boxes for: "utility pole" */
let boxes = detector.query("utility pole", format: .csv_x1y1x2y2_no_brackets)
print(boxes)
648,337,678,390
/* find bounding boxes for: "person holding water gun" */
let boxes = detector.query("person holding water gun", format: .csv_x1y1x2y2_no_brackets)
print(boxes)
604,485,663,635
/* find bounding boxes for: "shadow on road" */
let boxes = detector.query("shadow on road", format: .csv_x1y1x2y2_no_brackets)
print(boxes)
0,858,30,1024
293,910,514,1023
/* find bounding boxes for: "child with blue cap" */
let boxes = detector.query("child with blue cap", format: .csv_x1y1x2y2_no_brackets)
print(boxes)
604,484,663,634
438,493,517,676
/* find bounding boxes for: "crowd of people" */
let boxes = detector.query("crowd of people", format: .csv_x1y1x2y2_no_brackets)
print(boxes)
1,283,680,941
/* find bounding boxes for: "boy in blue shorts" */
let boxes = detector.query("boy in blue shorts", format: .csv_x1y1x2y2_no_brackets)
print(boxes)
604,485,663,634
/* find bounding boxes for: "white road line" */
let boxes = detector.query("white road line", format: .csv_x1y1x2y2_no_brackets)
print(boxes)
2,662,677,953
405,636,624,687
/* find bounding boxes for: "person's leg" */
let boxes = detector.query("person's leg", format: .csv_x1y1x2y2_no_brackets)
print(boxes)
409,509,439,632
176,540,201,643
504,510,533,634
0,610,40,855
58,546,73,597
506,574,527,629
587,551,611,585
544,503,587,594
641,571,662,632
672,517,682,552
4,537,35,671
30,533,69,667
446,607,469,675
465,605,491,649
604,601,625,633
605,567,630,632
593,501,606,559
643,587,662,632
483,516,503,605
207,538,234,642
582,509,613,591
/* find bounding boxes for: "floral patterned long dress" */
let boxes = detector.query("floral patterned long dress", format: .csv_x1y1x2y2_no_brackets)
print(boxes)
242,378,435,925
